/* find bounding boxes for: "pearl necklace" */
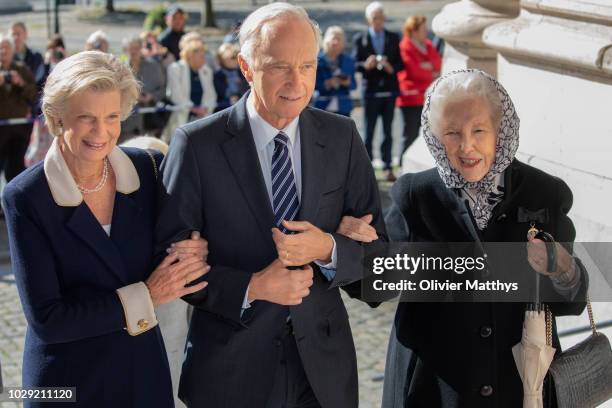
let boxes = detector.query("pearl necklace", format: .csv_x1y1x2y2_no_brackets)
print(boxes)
77,157,109,194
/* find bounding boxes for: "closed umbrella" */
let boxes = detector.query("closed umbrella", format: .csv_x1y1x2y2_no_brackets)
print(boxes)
512,307,556,408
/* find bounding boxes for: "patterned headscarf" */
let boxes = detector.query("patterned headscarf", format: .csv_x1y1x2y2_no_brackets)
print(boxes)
421,69,520,229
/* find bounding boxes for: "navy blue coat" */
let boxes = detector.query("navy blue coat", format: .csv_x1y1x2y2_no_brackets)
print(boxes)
2,148,173,408
314,52,357,115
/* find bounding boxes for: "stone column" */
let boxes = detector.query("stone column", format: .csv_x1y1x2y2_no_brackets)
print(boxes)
432,0,520,77
483,0,612,240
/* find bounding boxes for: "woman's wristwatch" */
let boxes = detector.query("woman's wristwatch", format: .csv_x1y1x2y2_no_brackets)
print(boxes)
551,257,580,288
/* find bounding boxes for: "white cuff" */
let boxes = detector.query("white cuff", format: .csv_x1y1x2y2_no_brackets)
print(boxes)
116,282,158,336
314,234,337,269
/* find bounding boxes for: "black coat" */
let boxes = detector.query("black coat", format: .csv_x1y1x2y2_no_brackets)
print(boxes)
352,29,402,94
385,160,587,408
155,93,387,408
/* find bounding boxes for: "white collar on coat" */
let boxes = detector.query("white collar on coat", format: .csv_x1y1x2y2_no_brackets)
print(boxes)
43,138,140,207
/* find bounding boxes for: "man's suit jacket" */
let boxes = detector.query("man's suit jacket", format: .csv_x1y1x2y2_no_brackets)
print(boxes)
156,93,387,408
353,29,403,95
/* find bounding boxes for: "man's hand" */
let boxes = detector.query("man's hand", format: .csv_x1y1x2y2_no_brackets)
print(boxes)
168,231,208,261
336,214,378,243
364,55,377,70
248,259,314,305
272,221,334,267
382,59,394,74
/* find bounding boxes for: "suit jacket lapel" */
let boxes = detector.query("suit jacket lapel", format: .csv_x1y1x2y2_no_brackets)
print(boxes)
66,202,128,285
222,94,275,237
297,109,326,222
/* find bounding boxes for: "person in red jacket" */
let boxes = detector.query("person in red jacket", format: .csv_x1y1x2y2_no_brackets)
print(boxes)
396,15,441,164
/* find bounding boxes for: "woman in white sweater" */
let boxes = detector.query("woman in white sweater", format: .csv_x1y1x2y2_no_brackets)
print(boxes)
163,36,216,142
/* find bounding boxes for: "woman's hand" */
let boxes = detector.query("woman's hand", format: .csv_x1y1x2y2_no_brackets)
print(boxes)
336,214,378,243
168,231,208,261
191,106,208,117
527,238,575,278
145,251,210,306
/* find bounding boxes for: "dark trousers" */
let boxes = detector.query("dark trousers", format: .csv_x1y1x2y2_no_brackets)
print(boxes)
399,105,423,165
265,323,321,408
363,96,395,170
0,123,33,183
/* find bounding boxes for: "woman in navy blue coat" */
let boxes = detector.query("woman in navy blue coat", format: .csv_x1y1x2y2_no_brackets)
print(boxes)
2,51,210,408
314,26,356,117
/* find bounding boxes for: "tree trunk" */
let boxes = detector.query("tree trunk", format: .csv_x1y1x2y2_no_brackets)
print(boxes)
202,0,216,28
105,0,114,12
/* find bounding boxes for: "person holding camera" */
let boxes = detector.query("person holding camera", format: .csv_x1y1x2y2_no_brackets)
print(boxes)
315,26,356,117
353,1,403,182
0,34,37,183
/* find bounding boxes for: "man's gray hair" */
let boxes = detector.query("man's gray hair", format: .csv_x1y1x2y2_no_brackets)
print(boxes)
0,33,15,51
86,30,109,46
239,3,321,66
365,1,384,20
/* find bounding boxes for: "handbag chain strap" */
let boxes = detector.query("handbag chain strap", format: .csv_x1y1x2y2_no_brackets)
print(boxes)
586,296,597,336
546,296,597,347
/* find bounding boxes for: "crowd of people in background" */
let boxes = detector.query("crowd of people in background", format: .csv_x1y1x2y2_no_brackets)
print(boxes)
0,1,443,186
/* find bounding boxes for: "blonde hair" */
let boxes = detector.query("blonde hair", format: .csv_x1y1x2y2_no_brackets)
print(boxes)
180,38,205,62
42,51,141,137
217,42,239,61
322,26,345,53
403,15,427,38
239,3,321,67
179,32,204,53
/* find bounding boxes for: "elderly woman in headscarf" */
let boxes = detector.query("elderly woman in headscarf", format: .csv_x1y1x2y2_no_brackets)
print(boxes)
337,69,588,407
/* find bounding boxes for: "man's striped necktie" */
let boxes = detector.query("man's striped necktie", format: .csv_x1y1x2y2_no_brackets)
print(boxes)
271,132,300,232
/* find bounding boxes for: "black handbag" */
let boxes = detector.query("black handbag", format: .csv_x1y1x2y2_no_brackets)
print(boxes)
529,227,612,407
546,299,612,407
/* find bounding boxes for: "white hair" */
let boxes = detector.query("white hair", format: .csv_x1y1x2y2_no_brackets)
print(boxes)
86,30,109,47
239,3,321,66
0,33,15,51
322,26,345,52
365,1,384,20
42,51,140,137
428,71,503,137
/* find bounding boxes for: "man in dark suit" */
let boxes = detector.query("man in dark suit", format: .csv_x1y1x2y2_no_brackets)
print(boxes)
158,5,186,61
155,3,387,408
353,1,403,182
